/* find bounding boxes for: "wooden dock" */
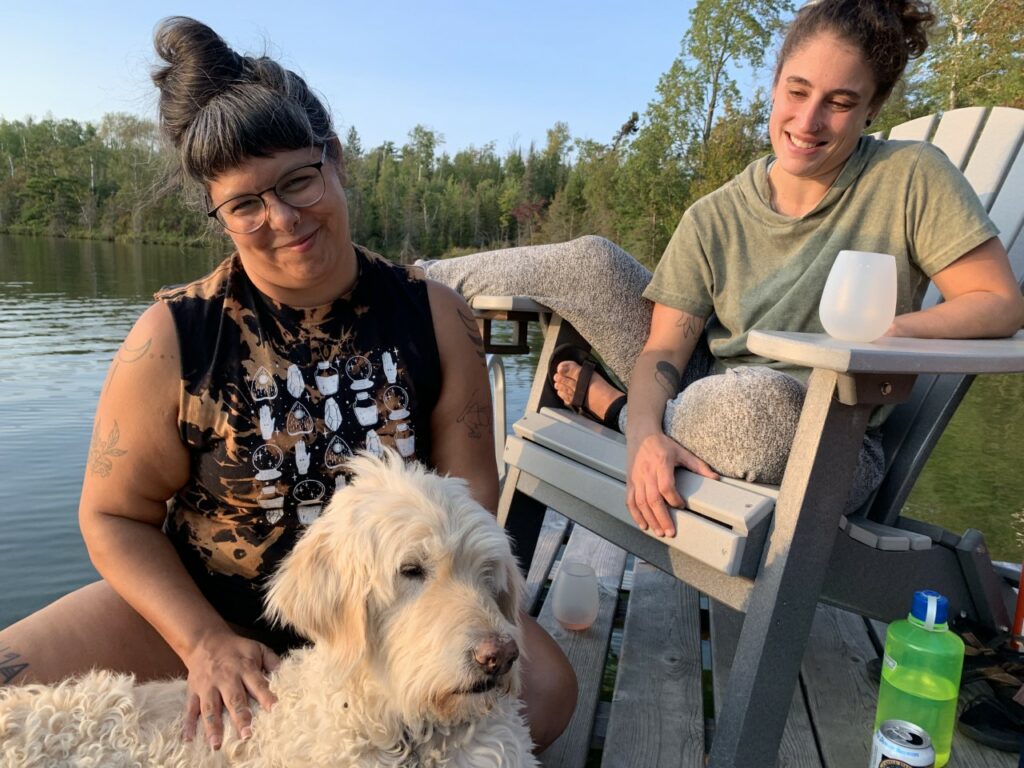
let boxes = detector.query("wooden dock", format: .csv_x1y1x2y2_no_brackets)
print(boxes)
527,511,1018,768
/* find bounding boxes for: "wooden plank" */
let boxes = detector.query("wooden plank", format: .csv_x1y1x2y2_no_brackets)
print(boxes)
801,605,880,766
507,436,757,577
961,106,1024,210
517,408,776,532
538,527,628,768
747,331,1024,375
988,135,1024,249
601,562,706,768
886,113,937,142
507,464,756,612
470,294,549,314
522,509,570,614
709,602,823,767
931,107,988,170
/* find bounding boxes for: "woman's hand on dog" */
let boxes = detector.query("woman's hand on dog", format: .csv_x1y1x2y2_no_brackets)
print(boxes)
181,629,281,750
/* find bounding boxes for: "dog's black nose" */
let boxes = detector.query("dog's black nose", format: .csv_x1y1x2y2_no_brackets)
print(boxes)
473,635,520,676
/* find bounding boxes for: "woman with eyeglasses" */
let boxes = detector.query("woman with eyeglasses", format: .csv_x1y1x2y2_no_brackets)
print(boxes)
0,15,576,753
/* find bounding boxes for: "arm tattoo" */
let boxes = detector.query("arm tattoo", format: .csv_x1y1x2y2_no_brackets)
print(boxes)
456,308,486,362
456,389,492,439
88,420,128,477
675,314,703,339
105,337,153,392
0,647,29,684
655,361,682,398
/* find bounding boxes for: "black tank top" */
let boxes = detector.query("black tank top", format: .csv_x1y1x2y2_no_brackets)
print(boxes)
156,246,440,648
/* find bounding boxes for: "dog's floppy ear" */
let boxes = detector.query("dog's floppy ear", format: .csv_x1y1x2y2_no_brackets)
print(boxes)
264,523,370,668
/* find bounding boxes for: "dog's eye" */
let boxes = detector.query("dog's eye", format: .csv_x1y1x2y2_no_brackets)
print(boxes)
400,563,426,580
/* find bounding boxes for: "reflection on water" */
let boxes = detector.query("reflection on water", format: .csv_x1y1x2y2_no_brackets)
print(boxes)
0,235,224,627
0,233,1020,629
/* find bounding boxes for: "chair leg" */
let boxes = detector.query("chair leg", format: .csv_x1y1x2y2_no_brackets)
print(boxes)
498,465,548,575
498,314,589,575
709,369,874,767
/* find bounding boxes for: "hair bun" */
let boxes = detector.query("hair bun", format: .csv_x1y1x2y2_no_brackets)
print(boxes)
150,16,336,194
890,0,934,58
151,16,246,148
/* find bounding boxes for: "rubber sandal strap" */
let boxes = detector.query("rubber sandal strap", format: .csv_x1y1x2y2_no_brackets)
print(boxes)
601,395,627,432
571,358,596,413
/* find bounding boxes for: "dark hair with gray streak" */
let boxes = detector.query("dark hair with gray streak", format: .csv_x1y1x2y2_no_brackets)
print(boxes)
151,16,338,194
775,0,935,107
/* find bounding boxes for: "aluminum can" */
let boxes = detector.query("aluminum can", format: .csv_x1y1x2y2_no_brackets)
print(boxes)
869,720,936,767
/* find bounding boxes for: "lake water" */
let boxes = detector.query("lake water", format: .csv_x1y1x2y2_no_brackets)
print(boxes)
0,233,1020,629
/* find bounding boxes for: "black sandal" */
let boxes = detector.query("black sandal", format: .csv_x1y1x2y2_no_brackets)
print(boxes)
958,690,1024,752
547,343,626,431
954,622,1024,752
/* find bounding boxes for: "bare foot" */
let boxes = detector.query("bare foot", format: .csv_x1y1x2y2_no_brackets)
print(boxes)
553,361,624,420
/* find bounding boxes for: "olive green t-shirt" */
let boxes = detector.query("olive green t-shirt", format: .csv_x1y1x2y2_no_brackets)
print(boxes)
644,137,999,381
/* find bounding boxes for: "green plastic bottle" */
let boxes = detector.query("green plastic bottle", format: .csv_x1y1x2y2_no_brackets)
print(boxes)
874,590,965,767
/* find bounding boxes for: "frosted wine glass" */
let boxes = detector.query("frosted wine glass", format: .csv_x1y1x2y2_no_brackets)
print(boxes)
819,250,898,342
551,560,600,631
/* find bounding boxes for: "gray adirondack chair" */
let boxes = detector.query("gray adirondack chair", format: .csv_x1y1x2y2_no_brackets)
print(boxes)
478,106,1024,767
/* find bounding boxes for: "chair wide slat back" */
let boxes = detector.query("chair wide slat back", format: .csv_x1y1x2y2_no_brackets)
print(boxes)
866,107,1024,526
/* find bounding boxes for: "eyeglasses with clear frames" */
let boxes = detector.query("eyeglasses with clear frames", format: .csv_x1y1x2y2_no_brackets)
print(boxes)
207,145,328,234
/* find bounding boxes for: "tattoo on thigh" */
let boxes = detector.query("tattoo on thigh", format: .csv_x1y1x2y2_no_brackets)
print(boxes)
675,314,703,339
456,389,492,439
456,308,486,362
655,361,682,397
88,420,128,477
0,647,29,684
105,338,153,392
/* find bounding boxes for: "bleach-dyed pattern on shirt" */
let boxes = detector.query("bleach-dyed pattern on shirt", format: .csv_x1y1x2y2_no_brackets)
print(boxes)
156,246,440,634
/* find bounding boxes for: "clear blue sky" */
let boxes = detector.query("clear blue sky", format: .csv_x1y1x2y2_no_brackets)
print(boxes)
0,1,743,155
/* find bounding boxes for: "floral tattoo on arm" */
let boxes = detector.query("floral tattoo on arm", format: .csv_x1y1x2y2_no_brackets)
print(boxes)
88,420,128,477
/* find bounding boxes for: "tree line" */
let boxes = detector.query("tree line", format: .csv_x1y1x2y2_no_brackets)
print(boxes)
1,0,1018,267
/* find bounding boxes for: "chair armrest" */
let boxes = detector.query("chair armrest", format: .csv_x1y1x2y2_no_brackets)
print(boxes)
469,295,551,355
469,295,550,315
747,330,1024,375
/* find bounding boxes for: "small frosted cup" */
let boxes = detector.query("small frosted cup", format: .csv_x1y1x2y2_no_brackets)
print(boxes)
551,560,600,631
819,250,897,343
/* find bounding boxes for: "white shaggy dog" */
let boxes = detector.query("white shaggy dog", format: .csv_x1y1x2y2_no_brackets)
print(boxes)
0,452,539,767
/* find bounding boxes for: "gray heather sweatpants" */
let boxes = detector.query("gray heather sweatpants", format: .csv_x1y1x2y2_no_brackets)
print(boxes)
420,235,884,511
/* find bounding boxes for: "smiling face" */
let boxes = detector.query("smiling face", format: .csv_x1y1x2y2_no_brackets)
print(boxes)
769,31,877,192
206,144,356,307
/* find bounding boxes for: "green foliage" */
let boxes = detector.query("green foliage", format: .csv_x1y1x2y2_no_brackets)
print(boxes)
915,0,1024,111
2,0,1019,260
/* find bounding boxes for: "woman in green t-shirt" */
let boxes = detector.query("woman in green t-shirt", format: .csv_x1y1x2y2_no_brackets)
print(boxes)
423,0,1022,533
617,0,1022,538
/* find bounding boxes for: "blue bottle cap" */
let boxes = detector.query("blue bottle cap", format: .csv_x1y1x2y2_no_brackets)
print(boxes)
910,589,948,629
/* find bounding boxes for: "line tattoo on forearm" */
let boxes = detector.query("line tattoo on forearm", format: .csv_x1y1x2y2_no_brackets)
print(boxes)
456,389,492,439
675,315,703,339
0,647,29,684
88,420,128,477
456,308,486,362
105,337,153,392
655,361,682,398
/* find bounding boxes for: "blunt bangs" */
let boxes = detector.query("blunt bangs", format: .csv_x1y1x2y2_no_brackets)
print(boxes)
180,85,325,184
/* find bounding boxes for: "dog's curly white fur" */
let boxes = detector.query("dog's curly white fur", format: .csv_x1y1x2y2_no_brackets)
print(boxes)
0,451,538,767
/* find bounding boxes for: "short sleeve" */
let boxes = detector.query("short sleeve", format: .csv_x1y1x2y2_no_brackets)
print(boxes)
905,143,999,277
643,207,716,317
